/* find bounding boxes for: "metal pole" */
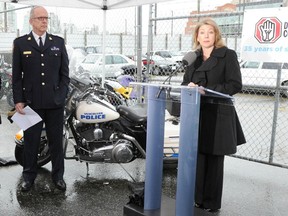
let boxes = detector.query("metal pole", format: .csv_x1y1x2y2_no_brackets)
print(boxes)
269,66,281,163
101,9,106,88
146,4,154,75
171,10,173,37
136,6,143,103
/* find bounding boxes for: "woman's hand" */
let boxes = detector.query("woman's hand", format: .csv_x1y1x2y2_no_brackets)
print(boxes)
188,82,198,87
187,82,205,95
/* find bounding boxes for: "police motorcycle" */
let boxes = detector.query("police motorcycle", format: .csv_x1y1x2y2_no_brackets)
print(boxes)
11,72,179,171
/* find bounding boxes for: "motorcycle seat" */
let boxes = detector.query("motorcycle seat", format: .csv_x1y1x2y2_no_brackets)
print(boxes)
117,104,147,123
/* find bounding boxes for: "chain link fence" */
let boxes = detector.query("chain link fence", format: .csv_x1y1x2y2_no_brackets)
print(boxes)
148,0,288,169
1,0,288,168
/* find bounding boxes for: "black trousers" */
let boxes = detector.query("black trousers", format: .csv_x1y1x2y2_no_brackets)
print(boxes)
23,107,64,182
194,153,225,210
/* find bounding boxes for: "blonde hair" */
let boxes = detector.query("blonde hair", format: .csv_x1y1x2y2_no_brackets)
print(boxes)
193,18,225,50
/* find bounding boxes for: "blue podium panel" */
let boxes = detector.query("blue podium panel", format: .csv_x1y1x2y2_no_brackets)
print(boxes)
175,88,200,216
144,86,166,210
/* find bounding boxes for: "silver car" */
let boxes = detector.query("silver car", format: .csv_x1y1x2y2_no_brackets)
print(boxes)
78,53,137,78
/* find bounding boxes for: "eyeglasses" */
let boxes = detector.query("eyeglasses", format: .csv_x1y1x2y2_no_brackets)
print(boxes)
32,17,50,21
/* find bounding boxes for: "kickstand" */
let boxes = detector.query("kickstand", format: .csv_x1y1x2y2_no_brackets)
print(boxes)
86,162,90,176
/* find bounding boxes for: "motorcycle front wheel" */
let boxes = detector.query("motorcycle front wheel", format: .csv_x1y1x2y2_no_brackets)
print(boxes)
14,138,51,167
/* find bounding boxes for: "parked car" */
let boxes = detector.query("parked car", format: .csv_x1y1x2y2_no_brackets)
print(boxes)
147,50,182,63
77,53,137,78
240,61,288,96
146,50,183,72
144,55,178,76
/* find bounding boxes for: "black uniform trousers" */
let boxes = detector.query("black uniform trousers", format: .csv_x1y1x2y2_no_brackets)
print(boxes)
194,152,225,210
23,107,65,182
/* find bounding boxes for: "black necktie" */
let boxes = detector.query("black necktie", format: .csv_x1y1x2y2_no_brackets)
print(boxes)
39,37,44,49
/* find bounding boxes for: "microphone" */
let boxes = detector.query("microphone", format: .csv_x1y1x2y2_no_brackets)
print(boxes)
182,50,199,66
163,50,199,84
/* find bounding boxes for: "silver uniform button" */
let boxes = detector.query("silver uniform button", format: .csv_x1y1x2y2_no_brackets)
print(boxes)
41,54,44,57
41,73,45,76
41,63,44,66
42,82,45,86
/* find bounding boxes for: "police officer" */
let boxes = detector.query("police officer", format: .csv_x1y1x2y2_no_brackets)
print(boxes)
12,6,70,192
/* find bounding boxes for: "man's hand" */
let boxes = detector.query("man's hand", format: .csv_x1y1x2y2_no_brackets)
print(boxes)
15,102,25,114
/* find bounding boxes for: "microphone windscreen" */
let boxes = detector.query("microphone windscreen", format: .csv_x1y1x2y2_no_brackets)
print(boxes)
182,51,198,66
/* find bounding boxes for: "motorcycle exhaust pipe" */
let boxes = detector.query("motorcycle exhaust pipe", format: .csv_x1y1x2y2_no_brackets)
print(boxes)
121,133,146,158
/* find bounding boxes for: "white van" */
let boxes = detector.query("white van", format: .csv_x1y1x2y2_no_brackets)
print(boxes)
240,61,288,96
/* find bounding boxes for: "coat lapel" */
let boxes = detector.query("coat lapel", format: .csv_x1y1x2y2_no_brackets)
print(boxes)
42,34,53,52
196,47,227,72
196,57,218,72
27,32,40,51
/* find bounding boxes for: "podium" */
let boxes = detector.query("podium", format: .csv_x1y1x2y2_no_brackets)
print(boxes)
123,83,232,216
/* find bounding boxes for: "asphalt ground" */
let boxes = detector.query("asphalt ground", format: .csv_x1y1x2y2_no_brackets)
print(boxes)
1,96,288,216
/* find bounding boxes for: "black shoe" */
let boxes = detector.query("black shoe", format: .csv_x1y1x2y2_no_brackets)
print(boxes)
204,208,220,213
54,179,66,191
21,180,34,192
194,203,203,208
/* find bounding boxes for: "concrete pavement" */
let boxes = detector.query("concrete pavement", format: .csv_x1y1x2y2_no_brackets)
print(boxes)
1,97,288,216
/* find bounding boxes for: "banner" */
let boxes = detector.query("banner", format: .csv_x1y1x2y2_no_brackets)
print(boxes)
240,7,288,62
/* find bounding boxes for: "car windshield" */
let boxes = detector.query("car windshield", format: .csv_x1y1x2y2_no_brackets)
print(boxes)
241,61,288,69
262,62,282,69
157,51,171,58
170,51,181,56
151,55,165,61
86,46,114,54
241,61,260,68
82,55,101,64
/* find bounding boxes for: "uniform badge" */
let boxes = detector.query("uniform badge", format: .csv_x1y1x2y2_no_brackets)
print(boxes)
51,46,60,51
23,51,32,54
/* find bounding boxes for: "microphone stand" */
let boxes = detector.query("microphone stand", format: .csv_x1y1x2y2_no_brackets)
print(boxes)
155,64,185,98
162,64,185,85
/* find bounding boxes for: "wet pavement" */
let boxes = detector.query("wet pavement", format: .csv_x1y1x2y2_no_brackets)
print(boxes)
1,97,288,216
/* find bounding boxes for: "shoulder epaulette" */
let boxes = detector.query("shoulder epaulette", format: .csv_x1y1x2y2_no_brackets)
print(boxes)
15,34,28,40
48,34,64,40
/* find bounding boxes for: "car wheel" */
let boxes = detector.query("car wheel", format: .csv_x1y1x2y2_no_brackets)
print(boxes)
152,67,160,75
281,81,288,97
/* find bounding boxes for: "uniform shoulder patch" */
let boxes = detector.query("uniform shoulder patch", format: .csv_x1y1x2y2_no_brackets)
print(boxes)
14,34,28,41
49,34,64,41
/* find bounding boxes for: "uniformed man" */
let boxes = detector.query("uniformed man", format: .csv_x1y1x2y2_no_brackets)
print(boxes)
12,6,70,192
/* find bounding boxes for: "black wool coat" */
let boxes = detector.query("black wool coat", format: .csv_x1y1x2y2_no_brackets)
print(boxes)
182,46,246,155
12,32,70,109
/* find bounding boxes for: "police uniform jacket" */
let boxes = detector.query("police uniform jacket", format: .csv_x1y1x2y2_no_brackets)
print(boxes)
182,46,246,155
12,32,70,109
